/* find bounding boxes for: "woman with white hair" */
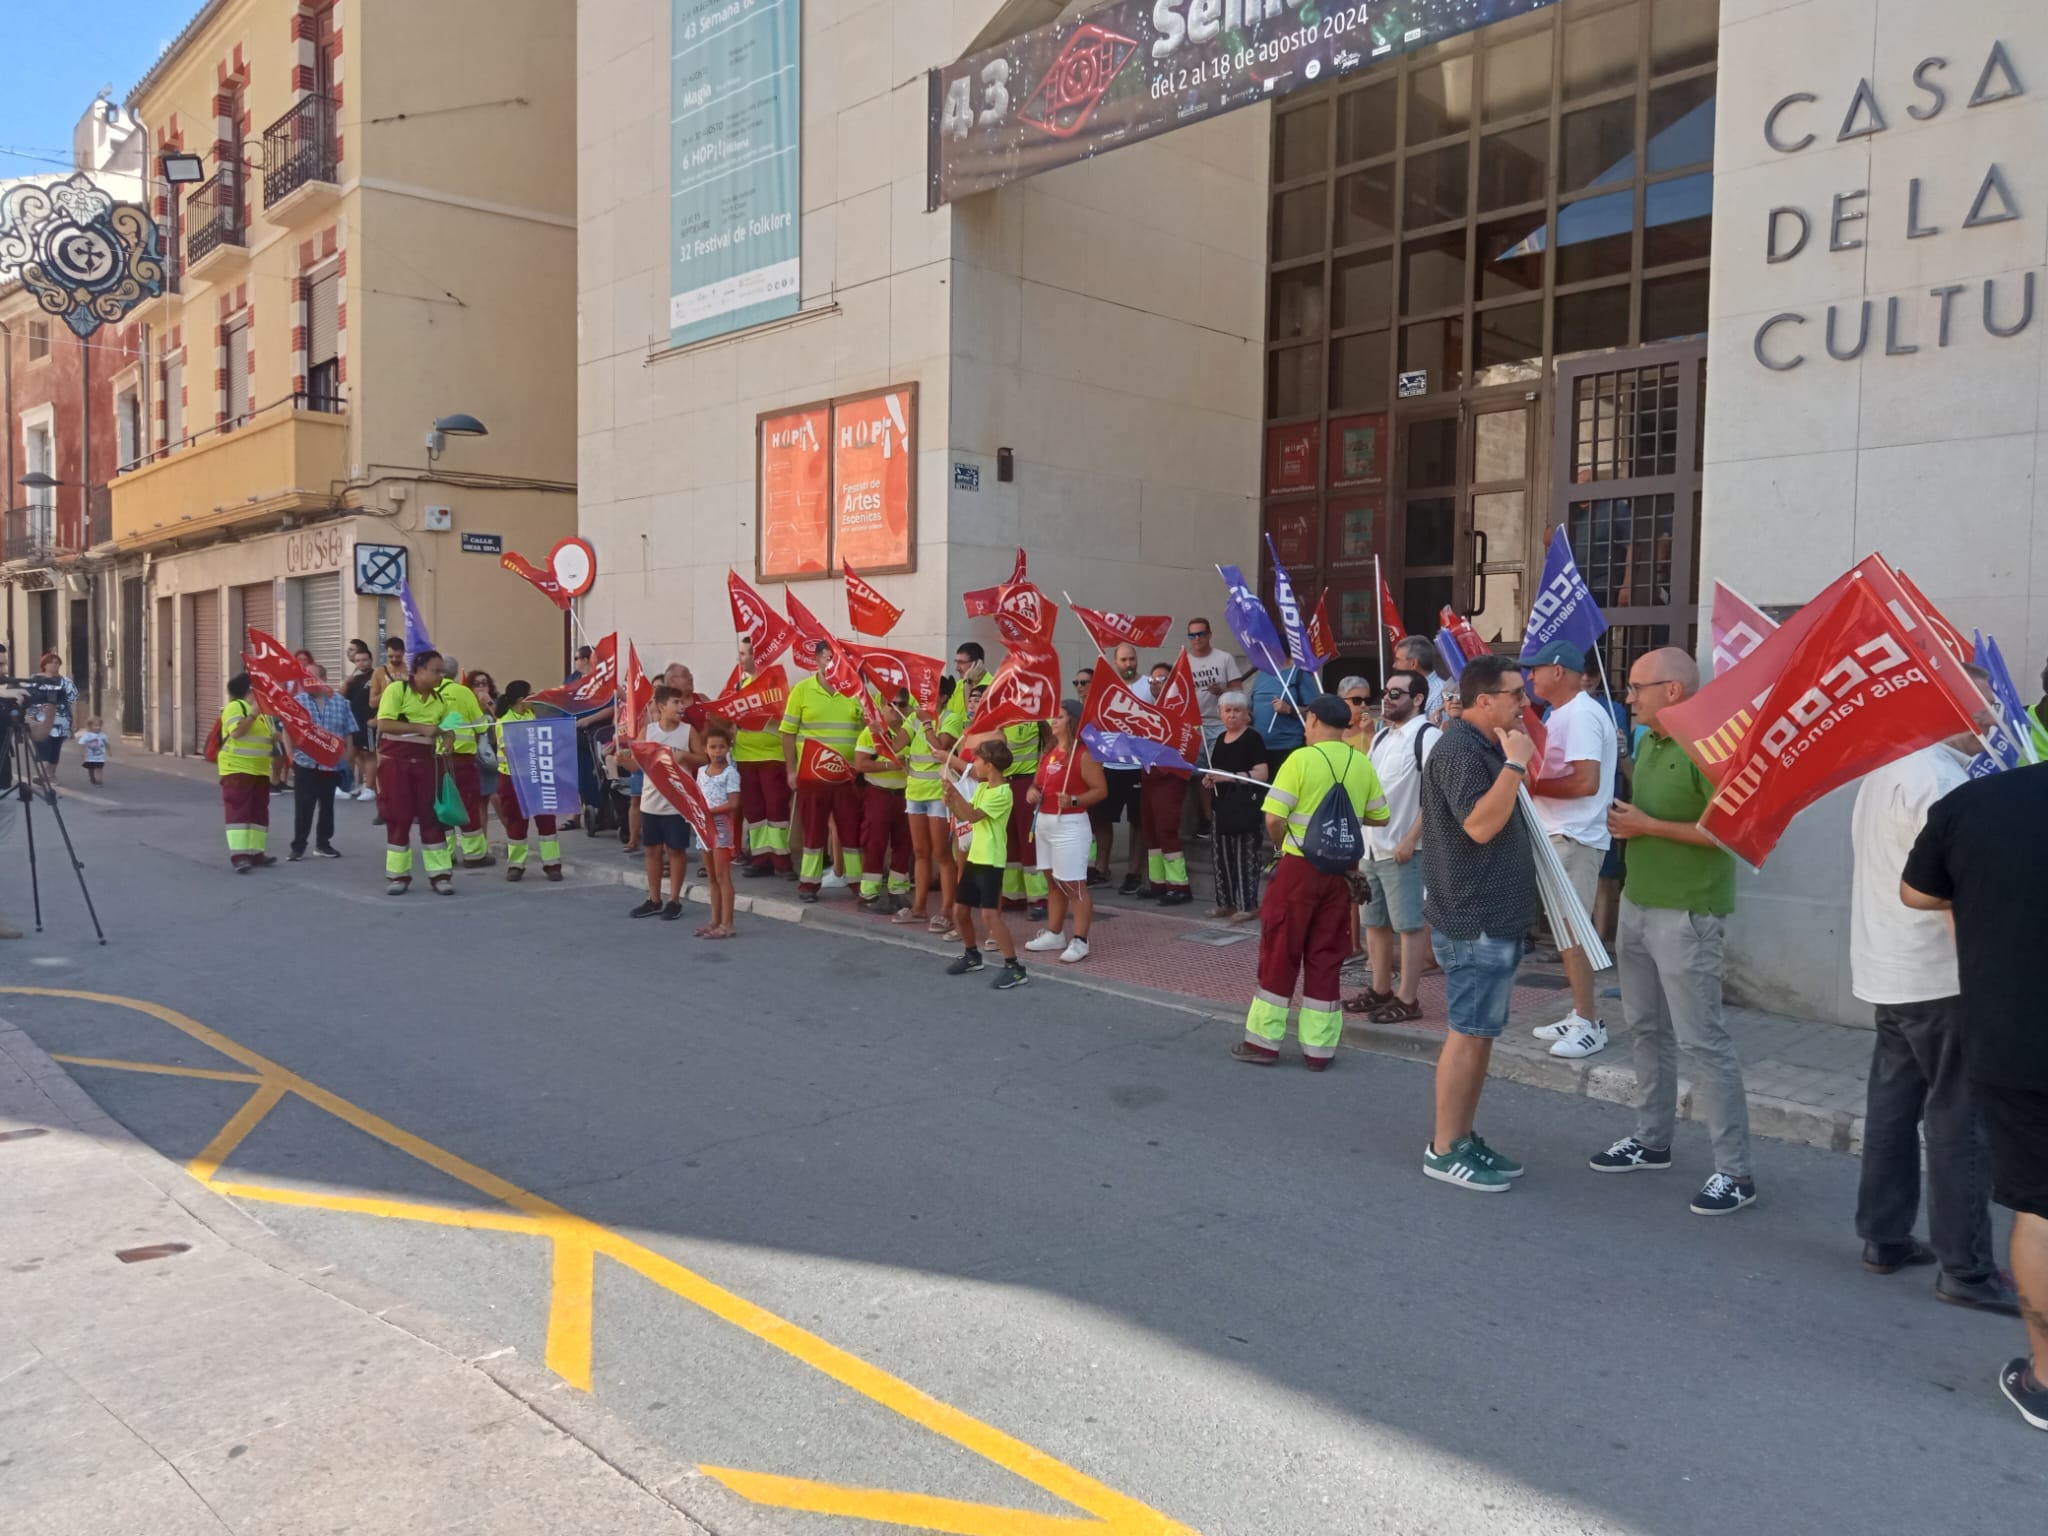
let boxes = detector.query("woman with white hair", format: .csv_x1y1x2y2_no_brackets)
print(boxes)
1203,691,1269,922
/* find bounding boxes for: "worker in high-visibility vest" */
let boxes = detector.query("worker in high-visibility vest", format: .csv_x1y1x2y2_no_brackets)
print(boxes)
939,641,994,741
1000,717,1050,915
375,648,457,895
733,635,791,877
780,639,864,900
437,662,494,868
891,695,951,929
852,690,914,913
217,672,276,873
492,681,562,882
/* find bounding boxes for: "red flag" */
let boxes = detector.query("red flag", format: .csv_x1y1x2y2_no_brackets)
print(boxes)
1378,569,1406,643
994,579,1058,650
1696,575,1984,867
728,570,796,668
851,681,906,768
1709,581,1777,676
244,628,309,694
784,590,831,673
502,551,572,611
1306,591,1336,668
1080,660,1182,752
796,738,854,784
717,662,743,698
700,665,788,730
617,643,653,740
843,562,903,637
820,632,870,700
1070,605,1172,652
630,740,719,850
1893,568,1973,664
1438,607,1487,664
963,547,1028,617
964,646,1062,736
1152,648,1206,765
527,633,618,713
246,672,346,768
853,645,945,716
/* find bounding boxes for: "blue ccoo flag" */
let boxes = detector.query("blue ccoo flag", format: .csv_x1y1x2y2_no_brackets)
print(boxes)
1522,526,1609,658
1436,626,1469,681
498,714,579,818
1216,563,1289,677
399,579,433,665
1263,535,1322,671
1970,630,2045,772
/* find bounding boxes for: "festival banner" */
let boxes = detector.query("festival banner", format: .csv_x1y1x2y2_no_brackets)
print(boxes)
630,739,720,850
728,569,797,668
1522,526,1608,659
1070,604,1173,652
844,562,904,636
499,715,578,818
244,628,310,695
832,386,916,574
1698,576,1984,867
853,645,946,716
1216,563,1288,677
1709,581,1776,676
963,548,1028,618
796,738,854,784
248,674,345,769
758,403,831,580
1264,534,1317,672
501,550,572,610
964,646,1063,736
928,0,1562,206
527,633,618,713
399,579,432,663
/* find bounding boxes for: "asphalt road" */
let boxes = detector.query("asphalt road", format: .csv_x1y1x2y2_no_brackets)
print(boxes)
3,759,2040,1536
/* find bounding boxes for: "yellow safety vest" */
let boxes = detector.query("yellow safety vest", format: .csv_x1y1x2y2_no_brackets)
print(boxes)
904,717,943,803
855,726,908,790
778,675,862,755
1003,721,1042,777
440,681,487,755
734,672,784,763
217,698,272,777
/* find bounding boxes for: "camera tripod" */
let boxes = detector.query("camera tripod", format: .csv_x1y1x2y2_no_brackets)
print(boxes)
6,723,107,945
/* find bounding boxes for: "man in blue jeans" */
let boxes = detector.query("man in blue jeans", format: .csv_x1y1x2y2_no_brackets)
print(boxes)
1417,654,1538,1192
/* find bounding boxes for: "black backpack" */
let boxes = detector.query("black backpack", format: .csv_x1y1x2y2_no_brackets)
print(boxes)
1297,744,1365,875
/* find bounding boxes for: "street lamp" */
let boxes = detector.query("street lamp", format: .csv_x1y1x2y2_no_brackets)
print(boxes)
424,413,488,463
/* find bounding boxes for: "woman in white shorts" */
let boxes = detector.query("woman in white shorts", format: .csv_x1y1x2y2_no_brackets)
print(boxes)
1023,700,1107,963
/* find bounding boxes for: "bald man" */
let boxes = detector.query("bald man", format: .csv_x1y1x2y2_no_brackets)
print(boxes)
1589,647,1756,1217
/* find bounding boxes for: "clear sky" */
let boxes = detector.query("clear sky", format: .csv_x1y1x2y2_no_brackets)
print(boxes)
0,1,201,178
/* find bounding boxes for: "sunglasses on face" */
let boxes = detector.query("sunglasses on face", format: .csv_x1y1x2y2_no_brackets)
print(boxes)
1343,695,1370,706
1187,629,1209,639
1383,688,1417,700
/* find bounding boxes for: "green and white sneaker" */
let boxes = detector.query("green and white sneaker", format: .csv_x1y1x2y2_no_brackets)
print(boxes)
1467,1133,1524,1179
1422,1137,1513,1193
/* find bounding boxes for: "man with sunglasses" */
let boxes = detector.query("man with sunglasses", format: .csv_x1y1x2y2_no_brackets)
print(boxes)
1351,668,1437,1024
1590,648,1755,1217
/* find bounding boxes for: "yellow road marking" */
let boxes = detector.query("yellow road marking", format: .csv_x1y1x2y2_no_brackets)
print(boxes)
3,987,1198,1536
186,1079,287,1184
703,1470,1109,1536
50,1054,265,1085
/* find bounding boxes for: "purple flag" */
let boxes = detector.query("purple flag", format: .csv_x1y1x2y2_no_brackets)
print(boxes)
1522,526,1608,657
1263,534,1322,670
399,578,433,665
1216,563,1287,677
1081,725,1200,775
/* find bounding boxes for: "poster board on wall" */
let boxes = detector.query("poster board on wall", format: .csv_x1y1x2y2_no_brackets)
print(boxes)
756,384,918,581
757,401,831,581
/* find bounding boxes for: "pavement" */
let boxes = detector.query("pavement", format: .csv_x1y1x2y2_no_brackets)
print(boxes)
2,756,2039,1535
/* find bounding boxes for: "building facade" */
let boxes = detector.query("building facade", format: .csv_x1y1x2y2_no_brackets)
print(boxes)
104,0,577,755
582,0,2036,1024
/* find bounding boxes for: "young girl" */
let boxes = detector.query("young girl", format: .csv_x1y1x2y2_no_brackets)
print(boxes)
76,716,110,786
696,721,742,938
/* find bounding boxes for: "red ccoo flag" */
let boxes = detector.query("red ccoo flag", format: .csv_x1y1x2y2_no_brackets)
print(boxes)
1709,580,1777,676
1893,568,1973,664
843,562,903,637
1697,574,1985,867
246,669,346,768
1377,569,1406,643
630,740,719,850
502,551,572,611
244,628,310,695
796,738,854,785
963,646,1062,736
696,664,788,730
1070,604,1173,652
728,570,796,668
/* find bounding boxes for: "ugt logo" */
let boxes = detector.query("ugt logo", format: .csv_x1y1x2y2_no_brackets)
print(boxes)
1101,688,1168,743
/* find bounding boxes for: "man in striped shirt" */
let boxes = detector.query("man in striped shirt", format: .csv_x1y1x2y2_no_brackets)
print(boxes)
287,663,357,861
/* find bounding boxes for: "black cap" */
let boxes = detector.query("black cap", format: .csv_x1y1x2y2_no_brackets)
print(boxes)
1308,694,1352,728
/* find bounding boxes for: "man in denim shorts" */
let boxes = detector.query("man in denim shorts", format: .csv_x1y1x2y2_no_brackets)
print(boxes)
1416,654,1538,1193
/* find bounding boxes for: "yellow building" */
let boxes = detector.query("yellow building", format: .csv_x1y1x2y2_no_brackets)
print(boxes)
113,0,575,752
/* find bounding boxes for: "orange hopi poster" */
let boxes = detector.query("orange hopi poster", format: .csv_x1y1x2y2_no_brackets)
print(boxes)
832,387,914,572
760,405,830,579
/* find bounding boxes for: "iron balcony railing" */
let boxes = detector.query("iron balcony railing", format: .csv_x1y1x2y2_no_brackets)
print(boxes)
3,503,86,563
263,95,338,207
155,216,182,295
185,166,244,265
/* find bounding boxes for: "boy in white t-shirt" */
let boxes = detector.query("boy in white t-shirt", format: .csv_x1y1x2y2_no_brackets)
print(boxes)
77,716,110,786
696,721,742,938
1519,640,1618,1060
631,687,697,922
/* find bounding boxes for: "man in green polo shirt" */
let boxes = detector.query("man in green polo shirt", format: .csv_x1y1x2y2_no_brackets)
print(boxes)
1587,646,1756,1217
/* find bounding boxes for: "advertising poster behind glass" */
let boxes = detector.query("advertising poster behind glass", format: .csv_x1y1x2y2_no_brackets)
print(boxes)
758,402,831,580
830,385,918,575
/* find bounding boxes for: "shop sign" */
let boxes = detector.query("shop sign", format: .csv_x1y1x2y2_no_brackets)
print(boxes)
928,0,1561,206
669,0,801,346
285,526,346,575
1750,41,2037,373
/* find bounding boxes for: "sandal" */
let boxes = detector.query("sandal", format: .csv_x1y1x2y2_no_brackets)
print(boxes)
926,915,950,934
1369,997,1424,1024
1343,989,1394,1014
892,908,927,925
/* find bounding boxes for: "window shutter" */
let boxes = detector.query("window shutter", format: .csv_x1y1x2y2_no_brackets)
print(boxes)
165,355,185,446
307,274,339,367
227,325,250,423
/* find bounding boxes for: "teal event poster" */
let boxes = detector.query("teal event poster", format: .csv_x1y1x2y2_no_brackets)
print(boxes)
670,0,802,347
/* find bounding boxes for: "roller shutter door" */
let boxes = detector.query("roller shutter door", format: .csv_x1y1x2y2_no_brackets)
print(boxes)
289,572,343,680
237,581,274,651
191,589,221,753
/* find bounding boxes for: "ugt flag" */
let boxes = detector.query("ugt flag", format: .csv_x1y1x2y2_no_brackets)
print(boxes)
1263,534,1321,671
1079,660,1200,774
1216,564,1288,677
1523,526,1608,658
499,714,578,818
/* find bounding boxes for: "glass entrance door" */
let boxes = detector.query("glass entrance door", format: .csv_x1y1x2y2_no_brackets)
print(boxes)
1395,399,1533,648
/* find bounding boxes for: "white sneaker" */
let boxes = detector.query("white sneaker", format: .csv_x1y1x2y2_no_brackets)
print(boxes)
1533,1009,1586,1042
354,787,373,800
1024,929,1065,952
1059,938,1090,964
820,871,847,890
1549,1017,1608,1058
